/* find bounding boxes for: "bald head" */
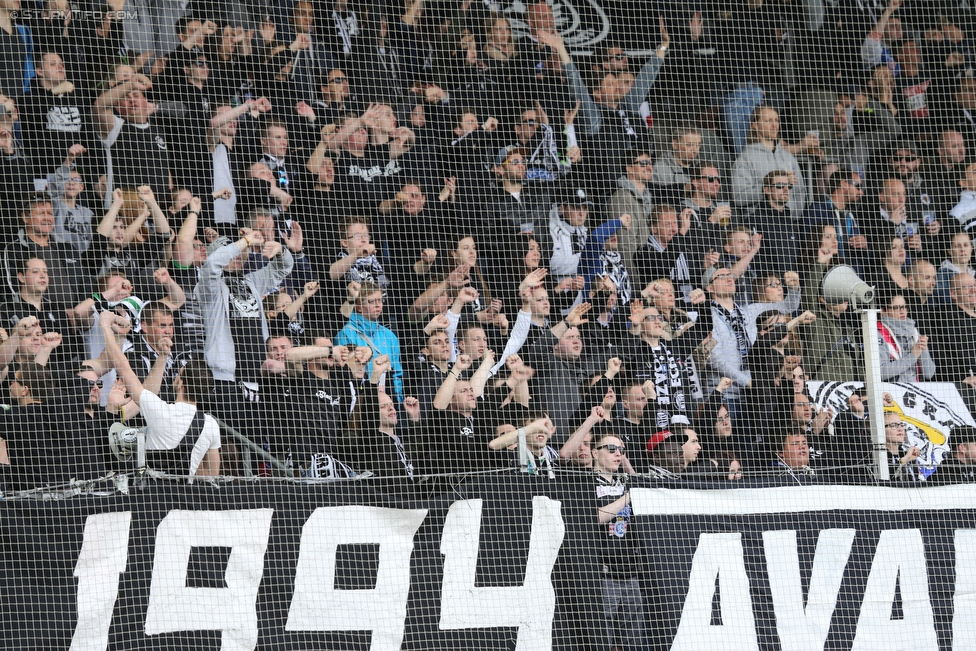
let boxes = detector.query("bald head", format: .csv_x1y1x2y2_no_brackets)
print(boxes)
908,260,936,297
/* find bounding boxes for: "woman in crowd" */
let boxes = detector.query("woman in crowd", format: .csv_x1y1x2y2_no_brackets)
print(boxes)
935,231,975,303
876,292,935,382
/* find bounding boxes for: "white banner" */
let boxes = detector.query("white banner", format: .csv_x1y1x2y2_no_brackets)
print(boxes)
807,381,976,478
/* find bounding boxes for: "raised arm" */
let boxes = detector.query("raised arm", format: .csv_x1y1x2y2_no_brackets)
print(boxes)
0,317,39,370
93,75,152,138
469,350,495,398
143,336,173,395
96,188,126,239
153,267,186,310
560,405,605,461
98,311,146,405
620,17,668,114
538,30,602,134
173,196,200,267
137,186,171,237
433,354,471,410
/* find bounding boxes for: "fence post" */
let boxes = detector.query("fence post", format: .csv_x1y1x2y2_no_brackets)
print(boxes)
861,308,889,480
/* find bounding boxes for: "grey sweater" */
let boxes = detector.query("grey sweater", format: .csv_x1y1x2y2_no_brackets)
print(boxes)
196,242,294,382
732,142,806,214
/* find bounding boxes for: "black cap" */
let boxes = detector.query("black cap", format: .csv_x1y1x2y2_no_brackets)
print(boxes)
556,185,594,207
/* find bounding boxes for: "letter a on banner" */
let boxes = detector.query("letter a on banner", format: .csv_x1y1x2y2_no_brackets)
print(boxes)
852,529,938,651
671,532,759,651
763,529,855,651
69,512,132,651
953,530,976,651
285,506,428,651
439,497,565,650
144,509,274,651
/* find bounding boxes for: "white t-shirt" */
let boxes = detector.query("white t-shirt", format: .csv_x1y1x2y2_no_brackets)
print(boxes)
139,390,221,478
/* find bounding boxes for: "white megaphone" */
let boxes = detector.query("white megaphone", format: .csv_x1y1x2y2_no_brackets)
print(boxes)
821,265,875,308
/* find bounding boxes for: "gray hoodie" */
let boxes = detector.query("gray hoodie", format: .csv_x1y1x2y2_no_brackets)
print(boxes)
196,242,294,382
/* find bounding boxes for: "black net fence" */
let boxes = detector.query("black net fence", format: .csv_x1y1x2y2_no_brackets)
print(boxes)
1,0,976,647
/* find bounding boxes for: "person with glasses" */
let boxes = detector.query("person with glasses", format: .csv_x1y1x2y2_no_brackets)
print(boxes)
682,162,732,264
878,410,923,482
621,301,690,428
154,44,222,200
876,292,935,382
609,150,657,269
884,140,936,225
45,144,96,253
487,144,550,261
591,431,650,650
732,106,808,216
704,263,801,411
293,69,359,152
805,169,868,274
737,170,803,278
506,104,579,187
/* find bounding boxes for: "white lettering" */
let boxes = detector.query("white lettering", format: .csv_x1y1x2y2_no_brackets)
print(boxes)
144,509,273,651
439,497,564,649
671,532,759,651
852,529,938,651
763,529,855,651
953,530,976,650
69,512,132,651
285,506,427,651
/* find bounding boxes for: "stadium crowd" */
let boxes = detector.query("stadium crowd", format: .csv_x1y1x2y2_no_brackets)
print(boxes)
1,0,976,495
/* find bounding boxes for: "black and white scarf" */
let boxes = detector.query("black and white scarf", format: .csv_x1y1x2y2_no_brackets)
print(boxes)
648,341,684,429
713,300,750,361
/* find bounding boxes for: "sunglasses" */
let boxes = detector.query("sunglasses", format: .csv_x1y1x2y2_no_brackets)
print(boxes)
329,76,347,84
772,183,794,190
634,159,653,167
701,175,720,182
505,158,525,166
521,118,537,127
596,444,625,453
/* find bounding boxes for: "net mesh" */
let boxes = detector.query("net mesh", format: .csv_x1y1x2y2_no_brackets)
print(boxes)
0,0,975,648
